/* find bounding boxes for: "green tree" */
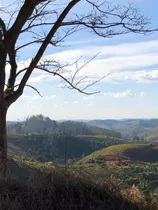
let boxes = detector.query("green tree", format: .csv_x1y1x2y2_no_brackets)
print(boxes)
67,159,73,166
81,153,85,159
0,0,157,178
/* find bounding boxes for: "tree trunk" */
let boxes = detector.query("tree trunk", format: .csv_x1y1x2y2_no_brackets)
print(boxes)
0,100,7,179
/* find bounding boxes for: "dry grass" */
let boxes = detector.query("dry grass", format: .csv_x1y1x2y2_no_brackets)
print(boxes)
0,168,157,210
77,144,155,164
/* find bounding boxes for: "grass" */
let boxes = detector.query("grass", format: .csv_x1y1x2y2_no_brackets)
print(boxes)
0,167,157,210
7,158,55,182
141,127,158,141
77,134,123,141
77,144,158,164
0,155,156,210
74,161,158,196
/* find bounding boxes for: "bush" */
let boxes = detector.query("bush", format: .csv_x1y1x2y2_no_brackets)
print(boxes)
0,168,157,210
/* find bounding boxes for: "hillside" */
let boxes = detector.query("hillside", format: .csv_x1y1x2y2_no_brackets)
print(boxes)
3,162,154,210
77,144,158,164
7,121,18,125
140,127,158,142
87,119,158,139
7,115,121,138
7,133,126,163
74,161,158,196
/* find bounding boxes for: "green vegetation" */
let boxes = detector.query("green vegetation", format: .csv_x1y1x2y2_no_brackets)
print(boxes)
141,127,158,142
7,115,127,164
2,163,157,210
4,115,158,208
87,119,158,139
7,158,55,182
8,133,126,163
75,162,158,197
77,144,158,164
7,115,121,138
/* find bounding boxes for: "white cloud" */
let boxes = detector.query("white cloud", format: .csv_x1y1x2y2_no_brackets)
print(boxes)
73,101,79,104
107,69,158,83
14,40,158,85
44,95,57,100
27,73,59,83
134,70,158,82
53,104,62,109
83,95,95,100
53,40,158,61
33,95,57,100
140,92,145,97
28,75,50,83
21,95,31,98
21,94,57,100
87,101,96,106
74,53,158,78
103,90,136,98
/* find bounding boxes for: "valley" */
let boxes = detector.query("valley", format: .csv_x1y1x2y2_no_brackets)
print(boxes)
6,115,158,201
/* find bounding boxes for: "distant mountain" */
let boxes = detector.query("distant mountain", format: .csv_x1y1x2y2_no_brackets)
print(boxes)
87,119,158,139
140,127,158,142
7,115,121,138
7,121,18,125
9,116,158,141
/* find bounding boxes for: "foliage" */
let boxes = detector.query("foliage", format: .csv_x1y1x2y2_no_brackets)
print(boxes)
87,119,158,139
1,166,157,210
74,162,158,198
7,115,121,138
77,144,158,164
8,132,126,163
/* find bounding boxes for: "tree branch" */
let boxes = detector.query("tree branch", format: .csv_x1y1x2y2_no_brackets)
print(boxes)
14,84,42,97
2,0,158,105
4,0,48,48
0,18,6,36
17,0,80,93
35,66,100,95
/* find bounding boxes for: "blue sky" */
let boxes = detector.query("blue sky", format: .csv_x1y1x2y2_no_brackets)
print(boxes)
2,0,158,121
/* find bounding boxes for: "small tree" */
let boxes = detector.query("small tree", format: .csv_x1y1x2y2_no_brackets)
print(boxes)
0,0,157,178
67,159,73,166
81,153,85,159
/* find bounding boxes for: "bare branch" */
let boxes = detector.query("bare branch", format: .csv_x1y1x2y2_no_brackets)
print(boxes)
18,1,158,41
16,67,28,78
14,84,42,97
4,0,49,48
71,52,101,84
35,65,100,95
16,38,44,51
1,0,157,104
17,0,80,94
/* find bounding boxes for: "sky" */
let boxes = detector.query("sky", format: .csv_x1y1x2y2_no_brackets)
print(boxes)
1,0,158,121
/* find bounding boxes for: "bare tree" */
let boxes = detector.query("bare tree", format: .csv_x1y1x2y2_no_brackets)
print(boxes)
0,0,157,178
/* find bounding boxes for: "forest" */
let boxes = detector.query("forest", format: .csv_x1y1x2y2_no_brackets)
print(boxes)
6,115,158,201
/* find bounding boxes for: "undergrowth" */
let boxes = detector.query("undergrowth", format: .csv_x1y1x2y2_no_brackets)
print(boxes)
0,168,157,210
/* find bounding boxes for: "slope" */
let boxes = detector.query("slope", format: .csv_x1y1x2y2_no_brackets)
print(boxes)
7,133,126,163
77,144,158,164
87,119,158,138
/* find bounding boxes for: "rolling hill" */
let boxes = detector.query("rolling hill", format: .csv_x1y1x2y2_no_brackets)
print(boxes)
87,119,158,139
7,133,126,163
7,121,18,125
77,144,158,164
140,127,158,142
7,115,121,138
